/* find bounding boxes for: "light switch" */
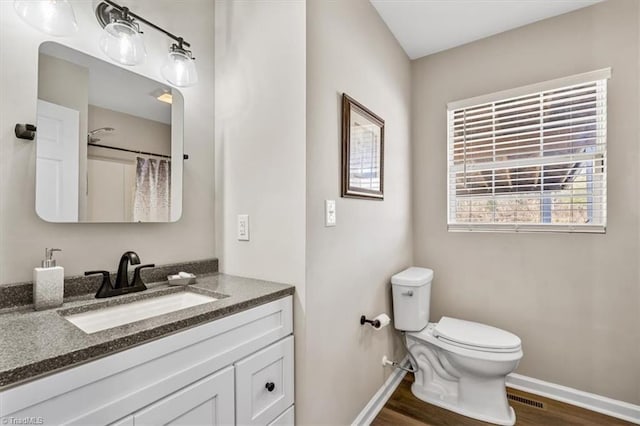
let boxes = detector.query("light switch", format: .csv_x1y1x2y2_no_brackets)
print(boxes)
325,200,336,227
237,214,250,241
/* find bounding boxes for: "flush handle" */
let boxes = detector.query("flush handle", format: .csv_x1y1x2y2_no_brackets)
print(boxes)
402,290,414,297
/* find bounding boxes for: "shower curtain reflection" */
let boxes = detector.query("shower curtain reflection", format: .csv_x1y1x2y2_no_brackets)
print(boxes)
133,157,171,222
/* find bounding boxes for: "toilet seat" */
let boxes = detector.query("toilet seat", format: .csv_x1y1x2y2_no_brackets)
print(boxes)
434,317,521,352
408,317,522,361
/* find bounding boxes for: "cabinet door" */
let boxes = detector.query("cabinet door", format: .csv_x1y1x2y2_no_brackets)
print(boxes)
235,336,294,425
268,406,294,426
134,366,234,426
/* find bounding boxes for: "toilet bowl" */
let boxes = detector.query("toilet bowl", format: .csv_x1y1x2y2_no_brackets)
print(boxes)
391,268,523,426
406,319,522,425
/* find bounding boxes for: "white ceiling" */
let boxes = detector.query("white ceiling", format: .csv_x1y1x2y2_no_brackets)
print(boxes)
370,0,603,60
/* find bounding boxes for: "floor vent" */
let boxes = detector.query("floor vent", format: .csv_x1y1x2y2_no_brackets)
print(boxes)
507,393,545,409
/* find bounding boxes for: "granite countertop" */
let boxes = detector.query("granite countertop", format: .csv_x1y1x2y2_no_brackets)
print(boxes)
0,273,294,391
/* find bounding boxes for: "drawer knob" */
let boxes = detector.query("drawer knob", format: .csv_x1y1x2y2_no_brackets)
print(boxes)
265,382,275,392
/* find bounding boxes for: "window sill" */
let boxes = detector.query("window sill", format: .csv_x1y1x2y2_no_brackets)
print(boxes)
447,223,606,234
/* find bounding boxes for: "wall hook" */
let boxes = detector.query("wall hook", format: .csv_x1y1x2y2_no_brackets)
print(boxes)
15,123,37,140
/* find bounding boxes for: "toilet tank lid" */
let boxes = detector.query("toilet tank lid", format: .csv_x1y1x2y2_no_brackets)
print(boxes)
391,267,433,287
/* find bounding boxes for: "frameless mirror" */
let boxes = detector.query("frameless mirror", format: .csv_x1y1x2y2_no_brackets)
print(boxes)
35,41,184,223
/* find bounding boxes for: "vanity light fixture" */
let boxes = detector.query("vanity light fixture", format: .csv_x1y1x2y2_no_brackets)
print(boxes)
161,40,198,88
95,0,198,87
98,9,146,66
13,0,78,37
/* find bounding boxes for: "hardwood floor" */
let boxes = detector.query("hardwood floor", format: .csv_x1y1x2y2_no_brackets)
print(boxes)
371,374,635,426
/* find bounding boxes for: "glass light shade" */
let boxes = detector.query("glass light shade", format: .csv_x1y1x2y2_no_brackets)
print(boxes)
99,20,146,66
161,50,198,87
14,0,78,36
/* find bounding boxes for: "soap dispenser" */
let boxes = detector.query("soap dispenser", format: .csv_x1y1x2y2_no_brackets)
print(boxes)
33,248,64,310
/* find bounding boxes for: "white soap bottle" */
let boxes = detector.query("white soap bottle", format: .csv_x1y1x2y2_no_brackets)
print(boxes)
33,248,64,311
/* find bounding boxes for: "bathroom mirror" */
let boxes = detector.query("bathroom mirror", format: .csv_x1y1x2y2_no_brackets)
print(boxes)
35,42,184,223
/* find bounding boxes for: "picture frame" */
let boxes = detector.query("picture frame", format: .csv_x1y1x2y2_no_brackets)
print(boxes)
341,94,385,200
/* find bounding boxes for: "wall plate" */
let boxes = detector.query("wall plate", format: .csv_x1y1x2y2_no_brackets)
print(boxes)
237,214,250,241
325,200,336,227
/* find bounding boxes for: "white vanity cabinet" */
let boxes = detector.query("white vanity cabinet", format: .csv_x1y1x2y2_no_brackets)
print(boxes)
0,296,294,426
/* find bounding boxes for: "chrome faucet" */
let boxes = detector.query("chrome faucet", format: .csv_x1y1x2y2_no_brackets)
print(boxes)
86,251,155,298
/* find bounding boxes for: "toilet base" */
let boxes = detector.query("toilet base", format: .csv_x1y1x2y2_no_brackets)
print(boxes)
411,383,516,426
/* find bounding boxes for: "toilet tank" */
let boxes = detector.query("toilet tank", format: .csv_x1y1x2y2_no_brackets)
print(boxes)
391,267,433,331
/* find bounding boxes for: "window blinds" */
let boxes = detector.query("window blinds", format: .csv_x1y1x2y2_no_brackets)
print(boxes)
447,69,609,233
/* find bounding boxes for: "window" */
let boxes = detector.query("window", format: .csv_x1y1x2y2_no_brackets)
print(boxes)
447,69,609,233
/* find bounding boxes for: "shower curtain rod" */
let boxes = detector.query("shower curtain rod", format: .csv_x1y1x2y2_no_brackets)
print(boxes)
88,142,189,160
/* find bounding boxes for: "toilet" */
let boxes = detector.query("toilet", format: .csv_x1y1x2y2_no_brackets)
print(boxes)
391,267,523,426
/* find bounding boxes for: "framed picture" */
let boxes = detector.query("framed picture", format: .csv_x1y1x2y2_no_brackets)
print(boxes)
341,94,385,200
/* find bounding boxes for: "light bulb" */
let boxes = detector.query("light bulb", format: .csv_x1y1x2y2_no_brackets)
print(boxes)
161,47,198,87
14,0,78,36
99,20,146,66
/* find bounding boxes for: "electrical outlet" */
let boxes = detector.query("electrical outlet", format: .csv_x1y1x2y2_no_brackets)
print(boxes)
237,214,249,241
325,200,336,227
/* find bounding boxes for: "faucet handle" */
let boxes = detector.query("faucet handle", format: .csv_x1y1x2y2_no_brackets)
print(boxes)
84,270,110,279
133,264,155,288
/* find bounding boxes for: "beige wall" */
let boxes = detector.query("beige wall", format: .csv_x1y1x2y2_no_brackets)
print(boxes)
638,4,640,405
214,0,305,295
305,0,413,423
0,0,215,283
412,0,640,405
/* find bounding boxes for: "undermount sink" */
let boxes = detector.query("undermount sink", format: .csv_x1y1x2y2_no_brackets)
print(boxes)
63,292,218,334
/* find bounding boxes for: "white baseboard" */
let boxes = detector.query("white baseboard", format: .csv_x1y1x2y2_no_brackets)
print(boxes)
352,356,409,426
507,373,640,425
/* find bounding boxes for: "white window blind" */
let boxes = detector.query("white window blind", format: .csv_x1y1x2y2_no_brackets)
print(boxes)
447,69,609,233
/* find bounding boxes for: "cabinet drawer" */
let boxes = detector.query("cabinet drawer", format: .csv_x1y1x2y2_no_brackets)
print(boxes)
135,366,234,426
268,405,294,426
235,336,294,425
